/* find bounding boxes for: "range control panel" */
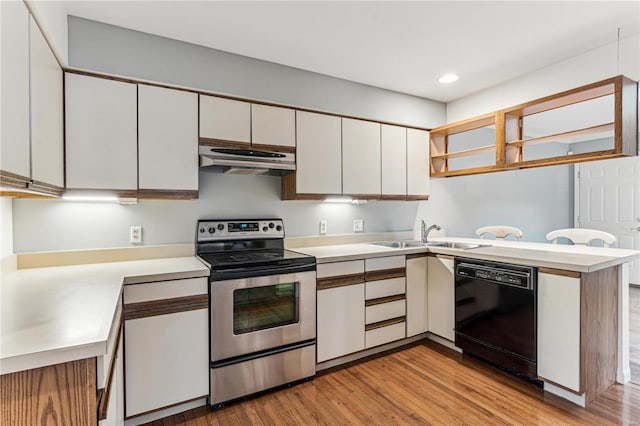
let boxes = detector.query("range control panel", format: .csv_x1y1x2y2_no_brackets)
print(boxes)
197,219,284,241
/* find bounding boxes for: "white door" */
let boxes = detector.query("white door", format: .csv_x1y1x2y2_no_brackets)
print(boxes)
576,156,640,284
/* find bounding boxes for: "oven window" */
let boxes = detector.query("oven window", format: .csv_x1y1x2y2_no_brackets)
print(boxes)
233,283,299,334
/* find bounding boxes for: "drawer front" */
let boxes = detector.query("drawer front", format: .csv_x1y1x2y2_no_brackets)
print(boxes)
124,277,207,304
317,260,364,278
366,300,406,325
365,256,405,271
365,322,406,348
365,277,405,300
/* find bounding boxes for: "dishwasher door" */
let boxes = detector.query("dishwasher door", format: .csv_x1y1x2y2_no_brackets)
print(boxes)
454,258,537,379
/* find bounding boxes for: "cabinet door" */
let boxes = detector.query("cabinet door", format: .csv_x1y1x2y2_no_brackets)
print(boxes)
381,124,407,196
342,118,381,196
406,256,428,337
427,256,455,341
30,17,64,188
138,85,198,193
199,95,250,143
99,330,123,426
65,74,137,191
296,111,342,195
251,104,295,149
125,308,209,417
537,272,581,392
407,129,430,198
317,284,365,362
0,0,30,182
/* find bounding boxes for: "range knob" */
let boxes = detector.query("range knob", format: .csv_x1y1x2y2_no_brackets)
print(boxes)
263,226,269,232
208,227,216,234
276,225,283,232
268,222,275,229
199,228,205,233
217,224,224,231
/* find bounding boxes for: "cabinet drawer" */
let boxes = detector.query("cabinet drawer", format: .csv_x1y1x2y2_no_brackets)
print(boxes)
124,277,207,304
365,322,406,348
366,299,406,325
365,256,405,271
317,260,364,278
365,277,405,300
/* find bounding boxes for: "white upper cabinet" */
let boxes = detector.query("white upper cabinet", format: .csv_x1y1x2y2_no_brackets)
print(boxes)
0,0,30,182
342,118,381,196
65,73,138,191
381,124,407,196
199,95,250,143
30,17,63,188
407,128,430,198
138,84,198,193
295,111,342,195
251,104,295,149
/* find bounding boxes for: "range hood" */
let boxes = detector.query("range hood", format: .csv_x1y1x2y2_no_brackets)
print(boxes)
199,145,295,175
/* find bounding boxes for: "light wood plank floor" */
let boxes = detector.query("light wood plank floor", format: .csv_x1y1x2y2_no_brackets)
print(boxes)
631,286,640,385
146,341,640,425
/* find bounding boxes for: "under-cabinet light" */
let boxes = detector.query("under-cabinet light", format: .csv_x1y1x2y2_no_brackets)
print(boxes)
324,197,353,203
62,195,118,202
438,73,459,84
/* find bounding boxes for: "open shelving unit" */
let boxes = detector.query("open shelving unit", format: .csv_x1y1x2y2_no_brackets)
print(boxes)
429,75,638,177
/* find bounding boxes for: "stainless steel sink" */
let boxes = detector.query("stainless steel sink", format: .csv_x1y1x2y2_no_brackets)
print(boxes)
425,242,488,250
369,240,427,248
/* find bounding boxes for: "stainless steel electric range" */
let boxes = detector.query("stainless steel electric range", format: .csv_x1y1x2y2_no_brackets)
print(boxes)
196,219,317,406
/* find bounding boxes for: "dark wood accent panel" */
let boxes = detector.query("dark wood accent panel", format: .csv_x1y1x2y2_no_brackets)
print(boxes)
198,138,251,149
317,273,366,290
538,267,581,278
379,194,407,201
406,253,428,260
365,268,406,282
151,340,640,425
124,294,208,320
406,195,430,201
365,316,406,331
0,191,57,199
98,321,123,420
137,189,199,200
580,265,618,404
365,294,406,307
0,358,97,425
281,172,298,200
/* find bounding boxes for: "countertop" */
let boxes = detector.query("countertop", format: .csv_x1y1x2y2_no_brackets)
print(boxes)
292,237,640,272
1,257,208,375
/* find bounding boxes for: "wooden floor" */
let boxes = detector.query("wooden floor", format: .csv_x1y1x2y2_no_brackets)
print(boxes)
631,286,640,385
146,341,640,426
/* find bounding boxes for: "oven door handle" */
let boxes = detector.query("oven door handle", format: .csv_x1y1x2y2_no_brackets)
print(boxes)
210,263,316,281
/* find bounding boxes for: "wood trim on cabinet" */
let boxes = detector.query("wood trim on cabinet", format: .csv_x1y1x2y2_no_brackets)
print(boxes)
538,267,581,278
0,358,97,425
406,253,428,260
365,268,406,282
406,195,430,201
137,189,199,200
317,273,366,290
198,138,251,149
365,316,406,331
124,395,207,421
537,375,584,396
64,188,139,198
580,266,618,404
65,69,430,132
429,112,496,136
98,320,123,420
28,180,63,197
0,170,30,188
123,294,208,320
379,194,408,201
365,294,406,307
618,76,639,156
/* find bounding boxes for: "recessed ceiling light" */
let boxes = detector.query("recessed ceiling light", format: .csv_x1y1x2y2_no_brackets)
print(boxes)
438,73,459,84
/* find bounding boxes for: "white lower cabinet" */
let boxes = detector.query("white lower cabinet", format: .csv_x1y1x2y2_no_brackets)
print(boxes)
100,330,124,426
365,322,406,349
537,272,581,392
317,283,365,362
406,255,429,337
123,278,209,419
427,255,455,341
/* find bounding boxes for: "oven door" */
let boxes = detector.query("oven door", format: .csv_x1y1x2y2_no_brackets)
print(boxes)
210,270,316,362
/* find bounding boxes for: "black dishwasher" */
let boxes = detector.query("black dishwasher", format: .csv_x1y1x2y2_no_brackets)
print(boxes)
454,257,538,380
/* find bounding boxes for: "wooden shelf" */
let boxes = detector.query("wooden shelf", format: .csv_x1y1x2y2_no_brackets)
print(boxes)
507,123,614,148
429,75,638,178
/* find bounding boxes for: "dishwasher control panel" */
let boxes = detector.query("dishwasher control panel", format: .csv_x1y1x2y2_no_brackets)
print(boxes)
455,258,536,290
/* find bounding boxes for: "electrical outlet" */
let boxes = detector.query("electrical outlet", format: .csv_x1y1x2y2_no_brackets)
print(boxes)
319,220,327,235
353,219,364,233
130,226,142,243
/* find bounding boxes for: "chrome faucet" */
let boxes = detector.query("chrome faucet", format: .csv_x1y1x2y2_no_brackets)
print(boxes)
421,220,441,243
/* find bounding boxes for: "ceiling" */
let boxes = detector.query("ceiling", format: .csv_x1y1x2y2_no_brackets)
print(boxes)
55,1,640,103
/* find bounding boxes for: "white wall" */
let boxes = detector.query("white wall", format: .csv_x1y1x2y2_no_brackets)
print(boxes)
13,171,419,253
